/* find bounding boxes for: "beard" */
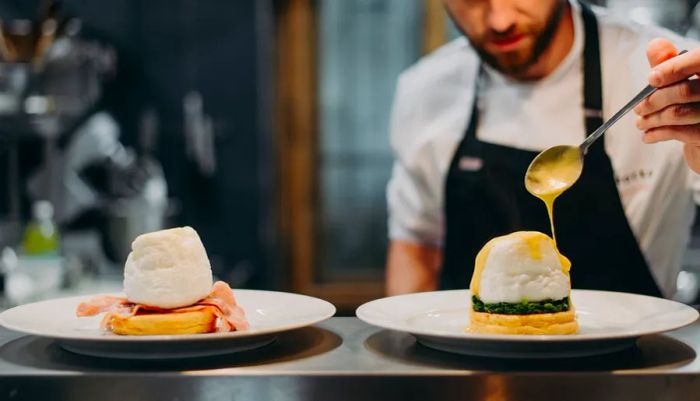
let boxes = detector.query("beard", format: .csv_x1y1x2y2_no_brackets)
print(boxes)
450,1,567,77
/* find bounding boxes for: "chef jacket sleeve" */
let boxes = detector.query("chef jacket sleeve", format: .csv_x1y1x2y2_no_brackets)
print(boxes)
691,174,700,206
386,73,444,246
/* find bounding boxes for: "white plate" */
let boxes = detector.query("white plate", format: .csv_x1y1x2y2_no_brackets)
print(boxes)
0,289,336,359
356,290,699,358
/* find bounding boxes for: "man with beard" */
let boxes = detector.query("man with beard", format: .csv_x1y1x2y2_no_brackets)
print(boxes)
385,0,700,297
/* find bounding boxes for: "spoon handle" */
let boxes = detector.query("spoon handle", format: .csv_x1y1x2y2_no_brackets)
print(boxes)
580,49,688,154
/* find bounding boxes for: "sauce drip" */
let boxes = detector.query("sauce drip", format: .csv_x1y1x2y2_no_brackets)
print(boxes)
524,145,582,245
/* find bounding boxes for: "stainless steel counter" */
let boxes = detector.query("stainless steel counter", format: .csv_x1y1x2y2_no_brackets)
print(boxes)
1,317,700,401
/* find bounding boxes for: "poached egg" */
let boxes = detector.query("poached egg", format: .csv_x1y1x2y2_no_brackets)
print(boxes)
123,226,214,308
470,231,571,304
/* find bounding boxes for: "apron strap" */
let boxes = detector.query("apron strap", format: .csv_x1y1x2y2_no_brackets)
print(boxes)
579,1,604,135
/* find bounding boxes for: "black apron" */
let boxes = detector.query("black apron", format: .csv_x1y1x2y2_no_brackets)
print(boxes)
440,2,662,296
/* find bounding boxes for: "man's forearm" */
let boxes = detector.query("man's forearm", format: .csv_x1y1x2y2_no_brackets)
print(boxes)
385,240,443,296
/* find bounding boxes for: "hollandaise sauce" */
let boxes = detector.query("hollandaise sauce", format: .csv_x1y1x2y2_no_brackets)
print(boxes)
524,145,583,246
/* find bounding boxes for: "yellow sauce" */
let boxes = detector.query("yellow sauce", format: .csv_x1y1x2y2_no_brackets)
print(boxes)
523,234,543,261
525,146,582,245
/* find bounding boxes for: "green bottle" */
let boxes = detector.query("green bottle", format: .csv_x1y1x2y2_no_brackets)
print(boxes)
22,201,60,255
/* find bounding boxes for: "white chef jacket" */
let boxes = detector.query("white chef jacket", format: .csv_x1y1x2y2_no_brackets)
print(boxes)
387,0,700,296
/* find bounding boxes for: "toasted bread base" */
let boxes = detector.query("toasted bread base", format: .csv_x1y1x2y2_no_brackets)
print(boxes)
110,309,217,335
469,308,578,335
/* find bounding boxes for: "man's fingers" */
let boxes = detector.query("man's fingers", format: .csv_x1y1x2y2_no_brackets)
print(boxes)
642,124,700,145
635,79,700,116
649,48,700,87
646,38,678,68
644,39,700,173
637,103,700,130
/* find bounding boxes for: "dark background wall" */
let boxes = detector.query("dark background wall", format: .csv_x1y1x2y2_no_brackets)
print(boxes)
0,0,278,289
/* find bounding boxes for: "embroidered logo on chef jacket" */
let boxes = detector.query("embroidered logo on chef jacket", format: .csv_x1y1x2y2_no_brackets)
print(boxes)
458,156,483,171
614,169,653,185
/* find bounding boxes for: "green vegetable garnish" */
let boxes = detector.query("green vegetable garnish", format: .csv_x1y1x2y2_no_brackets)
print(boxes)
471,295,570,315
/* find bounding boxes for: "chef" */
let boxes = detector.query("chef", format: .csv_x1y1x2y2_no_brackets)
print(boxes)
385,0,700,297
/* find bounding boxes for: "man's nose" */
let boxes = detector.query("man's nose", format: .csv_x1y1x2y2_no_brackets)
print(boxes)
487,0,517,33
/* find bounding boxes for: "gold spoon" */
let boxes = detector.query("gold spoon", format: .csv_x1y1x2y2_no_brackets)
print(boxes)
524,50,687,243
525,50,688,200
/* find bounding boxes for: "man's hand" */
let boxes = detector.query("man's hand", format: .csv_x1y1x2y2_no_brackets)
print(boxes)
634,38,700,174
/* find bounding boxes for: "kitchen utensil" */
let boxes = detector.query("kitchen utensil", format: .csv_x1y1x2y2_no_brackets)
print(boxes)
525,50,688,198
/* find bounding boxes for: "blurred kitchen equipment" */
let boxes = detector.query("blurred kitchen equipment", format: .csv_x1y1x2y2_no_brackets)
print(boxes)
26,109,171,264
105,166,168,263
184,91,217,177
0,247,17,308
104,109,169,262
0,0,63,65
5,199,64,307
0,0,124,302
1,19,34,63
33,18,56,65
686,2,700,40
28,113,129,224
0,6,114,251
605,0,690,34
21,200,59,255
0,49,28,114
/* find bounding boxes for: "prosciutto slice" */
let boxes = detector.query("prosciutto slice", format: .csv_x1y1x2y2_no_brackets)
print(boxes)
76,281,249,332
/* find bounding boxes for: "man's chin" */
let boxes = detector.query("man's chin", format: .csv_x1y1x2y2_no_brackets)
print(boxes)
486,54,534,75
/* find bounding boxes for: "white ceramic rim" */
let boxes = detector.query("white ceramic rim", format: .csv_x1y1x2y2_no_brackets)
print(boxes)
0,289,337,342
356,289,699,342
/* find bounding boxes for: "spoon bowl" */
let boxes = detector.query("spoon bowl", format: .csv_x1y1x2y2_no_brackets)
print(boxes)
525,145,583,197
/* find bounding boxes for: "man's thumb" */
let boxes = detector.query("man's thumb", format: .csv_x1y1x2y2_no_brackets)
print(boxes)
647,37,678,67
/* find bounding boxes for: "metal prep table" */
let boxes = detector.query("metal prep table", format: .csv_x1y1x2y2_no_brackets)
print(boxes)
1,317,700,401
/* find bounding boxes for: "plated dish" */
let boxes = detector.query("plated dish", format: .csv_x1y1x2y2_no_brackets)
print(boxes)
358,223,697,357
356,289,698,358
76,227,248,335
469,231,577,335
0,226,336,358
0,289,336,359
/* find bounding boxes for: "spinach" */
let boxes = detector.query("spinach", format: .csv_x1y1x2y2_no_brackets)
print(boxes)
471,295,570,315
